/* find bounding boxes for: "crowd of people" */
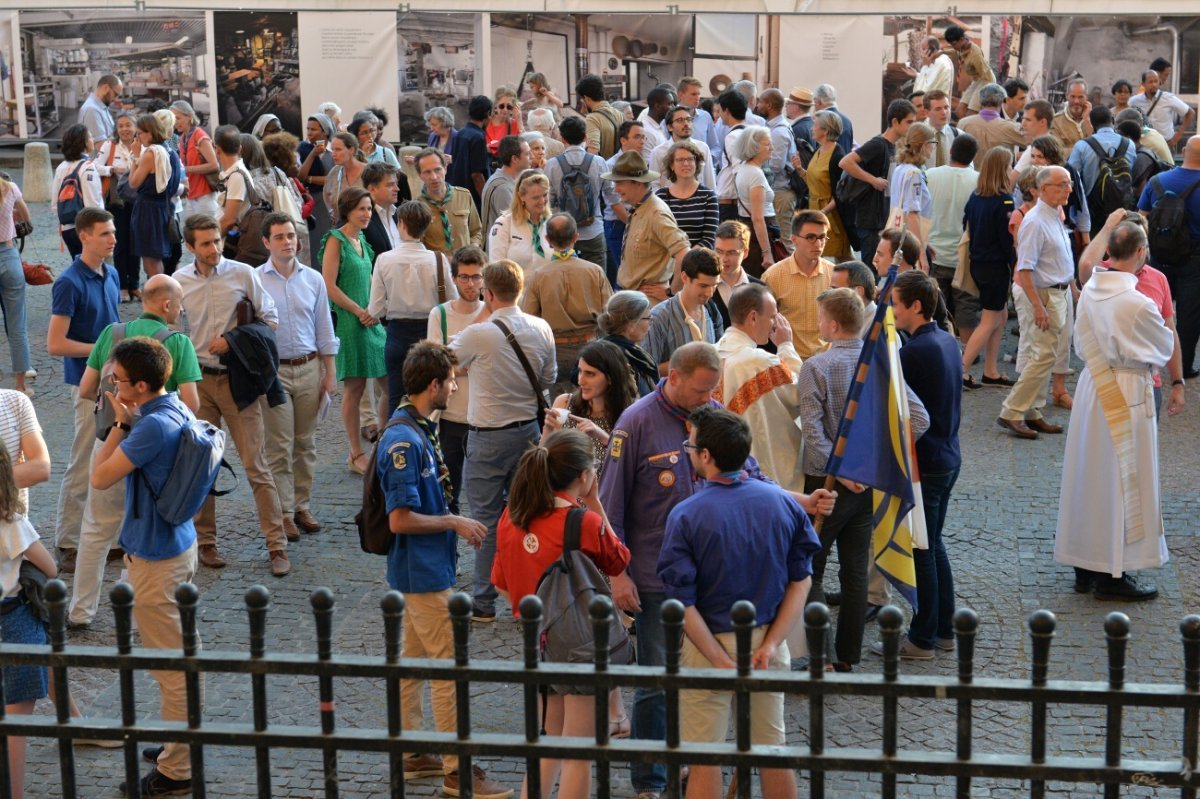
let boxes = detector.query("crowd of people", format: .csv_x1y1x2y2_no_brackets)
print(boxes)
0,35,1193,797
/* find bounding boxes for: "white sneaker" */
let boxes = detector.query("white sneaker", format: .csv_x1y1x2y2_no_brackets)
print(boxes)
869,638,934,660
23,369,36,380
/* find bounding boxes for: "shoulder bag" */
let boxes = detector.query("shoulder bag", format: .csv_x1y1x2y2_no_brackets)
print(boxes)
491,318,550,426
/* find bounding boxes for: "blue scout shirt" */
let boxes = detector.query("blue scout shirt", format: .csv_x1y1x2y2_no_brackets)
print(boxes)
378,407,457,593
658,473,822,634
50,257,120,386
118,393,197,560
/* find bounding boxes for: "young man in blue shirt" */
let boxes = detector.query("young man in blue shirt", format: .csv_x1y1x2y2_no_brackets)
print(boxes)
872,271,963,661
47,207,120,574
658,406,821,799
91,336,201,797
375,342,510,799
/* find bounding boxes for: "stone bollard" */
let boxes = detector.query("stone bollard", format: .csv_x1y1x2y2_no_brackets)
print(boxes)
22,141,53,202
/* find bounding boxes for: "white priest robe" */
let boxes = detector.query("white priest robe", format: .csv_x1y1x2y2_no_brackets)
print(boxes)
1054,268,1174,577
716,327,806,493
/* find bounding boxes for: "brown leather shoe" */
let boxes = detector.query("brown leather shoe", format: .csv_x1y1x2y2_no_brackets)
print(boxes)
996,417,1038,439
269,550,291,577
403,752,444,779
442,765,513,799
282,516,301,542
1025,417,1063,434
294,510,321,533
106,547,125,563
198,544,227,569
58,548,77,574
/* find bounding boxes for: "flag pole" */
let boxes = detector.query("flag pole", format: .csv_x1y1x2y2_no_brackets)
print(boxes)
813,253,902,532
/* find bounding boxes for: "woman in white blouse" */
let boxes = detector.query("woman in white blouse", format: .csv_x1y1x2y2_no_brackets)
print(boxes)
95,112,143,301
488,170,552,277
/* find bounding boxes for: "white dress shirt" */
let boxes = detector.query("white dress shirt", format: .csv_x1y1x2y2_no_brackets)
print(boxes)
375,203,401,250
450,305,556,428
914,54,955,95
367,239,457,321
175,258,279,369
256,259,339,360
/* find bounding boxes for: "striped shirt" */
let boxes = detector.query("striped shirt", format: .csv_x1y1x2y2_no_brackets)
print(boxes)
655,185,719,249
0,390,40,517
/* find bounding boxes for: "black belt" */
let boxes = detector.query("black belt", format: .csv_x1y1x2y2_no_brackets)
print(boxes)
1042,283,1070,291
201,365,227,376
468,419,537,432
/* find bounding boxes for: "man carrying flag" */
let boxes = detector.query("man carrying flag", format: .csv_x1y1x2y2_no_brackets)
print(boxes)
798,285,928,671
868,271,963,660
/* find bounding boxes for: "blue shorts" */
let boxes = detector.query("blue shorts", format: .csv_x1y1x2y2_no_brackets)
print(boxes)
0,596,48,704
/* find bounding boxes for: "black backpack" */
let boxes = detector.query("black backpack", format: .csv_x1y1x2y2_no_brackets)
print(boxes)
555,154,597,227
1146,174,1200,267
57,162,86,226
1132,147,1174,197
1084,137,1135,230
356,414,423,555
535,507,634,686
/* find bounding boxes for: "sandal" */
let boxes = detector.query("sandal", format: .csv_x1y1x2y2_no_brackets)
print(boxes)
347,451,370,475
1052,390,1074,410
609,715,631,739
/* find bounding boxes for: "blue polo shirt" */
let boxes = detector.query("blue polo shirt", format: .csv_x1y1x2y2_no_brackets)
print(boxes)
657,475,821,634
378,407,457,593
50,257,120,386
447,121,490,207
118,393,197,560
899,322,962,473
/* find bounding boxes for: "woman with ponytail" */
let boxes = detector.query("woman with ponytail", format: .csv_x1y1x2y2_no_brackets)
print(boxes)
492,430,630,799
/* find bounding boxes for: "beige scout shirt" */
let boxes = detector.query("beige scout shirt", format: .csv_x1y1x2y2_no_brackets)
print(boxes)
419,186,482,254
520,255,614,339
762,255,833,359
1051,111,1094,151
616,193,690,294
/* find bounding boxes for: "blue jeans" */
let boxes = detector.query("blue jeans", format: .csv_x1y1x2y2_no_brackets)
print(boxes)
631,590,667,793
908,468,960,650
0,244,30,375
603,219,625,289
464,422,539,614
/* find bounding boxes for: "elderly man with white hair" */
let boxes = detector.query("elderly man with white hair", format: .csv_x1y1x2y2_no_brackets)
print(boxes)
812,84,855,153
525,108,565,158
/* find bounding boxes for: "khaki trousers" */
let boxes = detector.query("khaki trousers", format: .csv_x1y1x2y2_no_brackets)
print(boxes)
401,588,458,774
68,440,126,624
261,359,322,514
195,374,286,551
772,188,797,253
1001,287,1068,421
127,544,201,781
55,387,94,550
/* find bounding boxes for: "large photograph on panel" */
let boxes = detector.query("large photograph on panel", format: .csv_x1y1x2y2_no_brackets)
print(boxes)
212,11,301,135
17,9,209,139
397,12,477,143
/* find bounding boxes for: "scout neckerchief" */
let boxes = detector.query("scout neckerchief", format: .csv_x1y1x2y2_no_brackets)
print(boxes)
706,469,747,486
422,185,455,249
653,378,691,424
398,398,453,507
550,248,576,262
529,220,547,258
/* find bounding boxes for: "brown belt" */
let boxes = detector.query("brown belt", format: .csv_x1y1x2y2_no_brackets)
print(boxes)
554,333,594,346
718,199,737,205
200,365,226,376
279,351,319,366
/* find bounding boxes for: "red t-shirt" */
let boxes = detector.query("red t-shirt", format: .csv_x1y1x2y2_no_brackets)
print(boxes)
485,119,520,155
492,495,631,617
180,126,215,201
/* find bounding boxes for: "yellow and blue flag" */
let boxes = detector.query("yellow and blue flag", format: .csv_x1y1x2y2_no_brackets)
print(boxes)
825,268,926,611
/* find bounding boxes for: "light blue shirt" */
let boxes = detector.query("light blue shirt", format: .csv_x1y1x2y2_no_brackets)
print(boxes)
255,259,339,360
689,107,720,163
1016,199,1075,287
602,151,624,223
1067,126,1136,197
78,93,115,143
767,114,797,190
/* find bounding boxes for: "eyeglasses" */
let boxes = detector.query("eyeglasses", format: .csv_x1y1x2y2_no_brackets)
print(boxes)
681,439,700,453
456,274,484,283
673,156,697,164
640,315,653,322
496,104,514,110
798,233,829,242
111,376,135,385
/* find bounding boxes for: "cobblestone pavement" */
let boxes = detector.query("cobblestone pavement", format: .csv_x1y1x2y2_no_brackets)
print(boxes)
6,165,1200,797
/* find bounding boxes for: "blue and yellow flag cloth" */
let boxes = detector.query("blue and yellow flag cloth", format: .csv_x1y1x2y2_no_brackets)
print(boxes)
825,269,926,611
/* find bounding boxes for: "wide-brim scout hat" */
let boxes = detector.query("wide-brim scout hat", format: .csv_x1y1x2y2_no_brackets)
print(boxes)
601,150,659,183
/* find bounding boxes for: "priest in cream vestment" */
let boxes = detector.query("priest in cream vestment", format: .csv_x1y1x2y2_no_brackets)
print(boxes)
1054,222,1174,602
715,283,806,491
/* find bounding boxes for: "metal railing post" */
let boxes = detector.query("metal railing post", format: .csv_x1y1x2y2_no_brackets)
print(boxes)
381,591,405,799
245,585,272,798
177,582,205,799
1181,615,1200,799
877,605,904,799
591,595,613,798
311,587,339,799
1028,609,1056,799
519,596,543,799
953,608,978,799
46,579,76,799
732,600,756,799
111,582,139,799
448,592,474,799
805,602,830,799
663,599,685,799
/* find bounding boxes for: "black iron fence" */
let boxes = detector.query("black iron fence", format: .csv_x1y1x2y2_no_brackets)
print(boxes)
0,579,1197,799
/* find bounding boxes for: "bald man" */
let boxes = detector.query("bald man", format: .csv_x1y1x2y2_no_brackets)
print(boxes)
1138,135,1200,378
69,274,203,628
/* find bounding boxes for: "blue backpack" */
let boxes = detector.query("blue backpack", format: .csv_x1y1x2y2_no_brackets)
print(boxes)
135,403,237,525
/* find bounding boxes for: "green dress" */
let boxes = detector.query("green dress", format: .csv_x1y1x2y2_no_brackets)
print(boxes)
319,229,386,380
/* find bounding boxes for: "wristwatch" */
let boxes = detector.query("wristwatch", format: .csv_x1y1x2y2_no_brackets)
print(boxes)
1172,378,1185,387
112,420,132,432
